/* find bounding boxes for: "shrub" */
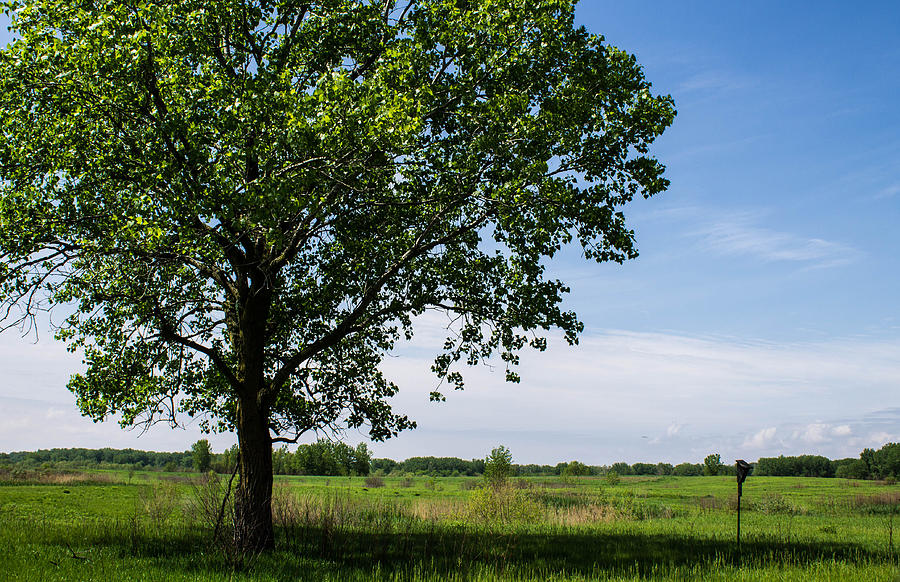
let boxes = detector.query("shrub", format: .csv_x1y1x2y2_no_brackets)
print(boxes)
364,475,385,488
703,454,722,476
604,470,620,486
484,446,513,488
754,493,801,515
467,484,542,524
140,480,181,528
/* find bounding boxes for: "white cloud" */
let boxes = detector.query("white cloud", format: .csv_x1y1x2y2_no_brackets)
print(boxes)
797,423,830,444
743,427,777,449
377,324,900,463
5,315,900,463
869,432,894,447
666,423,684,437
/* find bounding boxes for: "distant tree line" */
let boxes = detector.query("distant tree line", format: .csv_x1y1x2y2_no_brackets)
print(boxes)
272,441,372,476
0,447,196,471
741,444,900,480
371,456,487,476
754,455,836,478
0,445,241,474
4,442,900,480
854,443,900,480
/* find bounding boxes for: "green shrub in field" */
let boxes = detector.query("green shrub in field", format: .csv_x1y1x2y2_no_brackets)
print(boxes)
467,484,542,524
605,470,621,486
484,445,513,489
364,475,385,488
191,440,212,473
703,454,723,476
186,471,233,531
754,492,801,515
140,480,182,527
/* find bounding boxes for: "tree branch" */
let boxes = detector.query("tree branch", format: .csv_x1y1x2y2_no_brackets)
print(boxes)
264,201,492,402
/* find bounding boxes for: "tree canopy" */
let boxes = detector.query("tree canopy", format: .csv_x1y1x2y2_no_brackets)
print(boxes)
0,0,674,550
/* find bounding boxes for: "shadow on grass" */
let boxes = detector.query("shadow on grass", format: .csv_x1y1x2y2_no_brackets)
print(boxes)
272,526,882,577
20,516,883,580
79,523,885,579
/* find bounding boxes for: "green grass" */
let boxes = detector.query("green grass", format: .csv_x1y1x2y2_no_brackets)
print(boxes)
1,472,899,581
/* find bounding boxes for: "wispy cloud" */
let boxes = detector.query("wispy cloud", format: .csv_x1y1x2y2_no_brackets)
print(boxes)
677,70,753,95
875,183,900,200
373,324,900,463
688,210,861,269
666,423,684,438
4,314,899,463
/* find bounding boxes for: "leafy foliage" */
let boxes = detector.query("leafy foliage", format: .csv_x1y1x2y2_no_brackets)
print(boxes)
484,445,513,488
561,460,591,477
0,0,674,442
703,454,722,476
467,482,542,524
673,462,702,477
271,439,371,476
755,455,834,478
0,0,674,548
191,439,213,473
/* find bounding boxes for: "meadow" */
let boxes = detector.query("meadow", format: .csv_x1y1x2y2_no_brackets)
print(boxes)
1,468,899,581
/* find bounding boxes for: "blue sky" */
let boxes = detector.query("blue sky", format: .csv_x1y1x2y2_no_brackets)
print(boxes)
1,2,899,466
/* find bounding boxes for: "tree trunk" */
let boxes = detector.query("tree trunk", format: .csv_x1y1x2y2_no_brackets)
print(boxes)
228,276,276,553
233,396,275,553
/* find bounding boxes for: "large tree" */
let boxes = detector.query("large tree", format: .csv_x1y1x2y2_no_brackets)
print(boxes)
0,0,674,551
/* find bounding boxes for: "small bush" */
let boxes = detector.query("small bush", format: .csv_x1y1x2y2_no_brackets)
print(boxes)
140,480,181,528
467,484,542,524
754,493,801,515
364,475,385,488
272,483,306,528
604,470,620,486
186,471,232,531
398,477,414,488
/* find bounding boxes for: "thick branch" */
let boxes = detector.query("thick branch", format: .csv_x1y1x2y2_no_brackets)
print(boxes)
265,203,492,401
158,324,239,390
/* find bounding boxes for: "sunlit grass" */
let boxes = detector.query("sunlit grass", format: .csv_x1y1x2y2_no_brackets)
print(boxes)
1,473,898,581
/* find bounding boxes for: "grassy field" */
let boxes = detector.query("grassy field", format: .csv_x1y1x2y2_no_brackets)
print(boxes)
1,469,899,581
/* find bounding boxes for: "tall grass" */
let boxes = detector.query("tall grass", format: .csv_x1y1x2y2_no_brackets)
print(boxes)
2,472,899,580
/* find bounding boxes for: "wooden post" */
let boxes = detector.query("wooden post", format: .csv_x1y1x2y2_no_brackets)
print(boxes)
737,488,742,559
735,459,751,563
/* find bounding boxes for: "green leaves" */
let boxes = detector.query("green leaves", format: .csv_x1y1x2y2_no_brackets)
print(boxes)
0,0,674,444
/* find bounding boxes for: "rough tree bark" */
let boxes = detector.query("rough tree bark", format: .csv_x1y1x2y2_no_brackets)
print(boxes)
231,285,276,552
234,396,275,552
